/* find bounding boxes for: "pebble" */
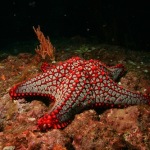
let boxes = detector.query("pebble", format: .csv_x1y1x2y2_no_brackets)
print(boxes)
3,146,15,150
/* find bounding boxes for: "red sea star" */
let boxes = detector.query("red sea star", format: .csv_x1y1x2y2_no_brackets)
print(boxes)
9,57,150,130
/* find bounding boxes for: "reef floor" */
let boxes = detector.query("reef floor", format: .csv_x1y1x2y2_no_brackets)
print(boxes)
0,37,150,149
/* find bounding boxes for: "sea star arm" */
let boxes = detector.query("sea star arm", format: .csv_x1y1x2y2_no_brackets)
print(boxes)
107,64,125,81
90,68,150,107
41,62,54,72
37,65,92,130
9,65,64,100
87,59,125,81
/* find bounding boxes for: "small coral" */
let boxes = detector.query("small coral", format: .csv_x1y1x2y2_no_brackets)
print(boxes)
33,26,55,61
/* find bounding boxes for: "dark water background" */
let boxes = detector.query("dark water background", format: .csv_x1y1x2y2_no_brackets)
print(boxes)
0,0,150,54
